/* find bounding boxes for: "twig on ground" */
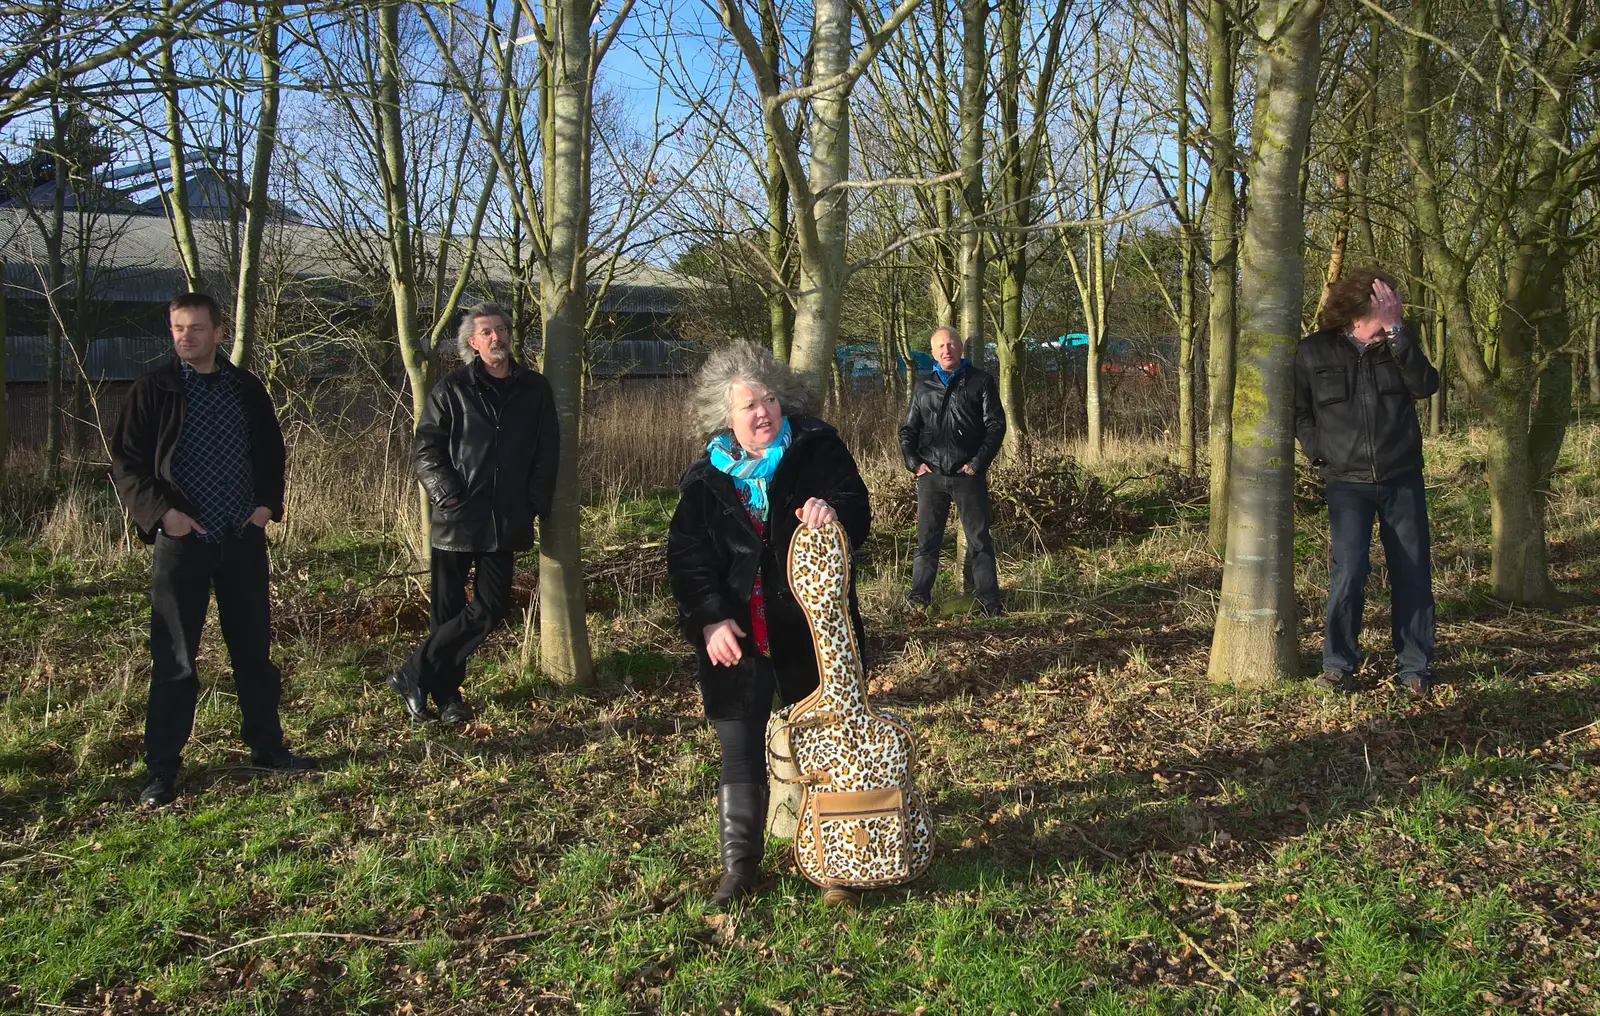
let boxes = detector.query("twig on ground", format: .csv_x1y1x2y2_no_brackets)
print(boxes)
202,931,420,962
1558,720,1598,740
199,876,718,962
1170,876,1252,892
0,840,75,862
1066,822,1123,862
1176,926,1239,988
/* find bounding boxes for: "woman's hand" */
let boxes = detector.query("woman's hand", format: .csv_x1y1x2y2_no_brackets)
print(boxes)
703,618,747,666
795,497,837,529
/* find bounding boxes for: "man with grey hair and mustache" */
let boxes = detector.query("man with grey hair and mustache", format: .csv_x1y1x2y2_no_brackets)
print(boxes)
386,302,558,724
899,326,1007,614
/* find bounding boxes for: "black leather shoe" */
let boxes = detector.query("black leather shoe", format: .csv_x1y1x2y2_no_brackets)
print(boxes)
1397,672,1434,699
438,697,473,726
139,772,178,807
712,783,768,908
387,670,436,722
250,747,319,771
976,600,1005,617
1314,670,1357,693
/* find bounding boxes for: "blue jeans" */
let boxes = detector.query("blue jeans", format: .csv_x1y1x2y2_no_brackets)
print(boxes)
909,472,1000,608
1323,471,1435,679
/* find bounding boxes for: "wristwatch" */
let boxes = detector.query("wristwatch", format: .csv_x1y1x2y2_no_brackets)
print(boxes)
1381,324,1403,341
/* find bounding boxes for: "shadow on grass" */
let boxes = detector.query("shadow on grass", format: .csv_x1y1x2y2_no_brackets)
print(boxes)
934,677,1599,886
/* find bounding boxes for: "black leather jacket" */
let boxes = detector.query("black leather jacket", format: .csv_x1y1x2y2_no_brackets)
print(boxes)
110,357,285,544
899,364,1007,475
414,358,559,553
1293,326,1439,483
667,416,870,721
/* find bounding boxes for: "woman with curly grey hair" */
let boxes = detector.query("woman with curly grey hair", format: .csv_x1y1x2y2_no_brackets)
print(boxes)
667,341,871,907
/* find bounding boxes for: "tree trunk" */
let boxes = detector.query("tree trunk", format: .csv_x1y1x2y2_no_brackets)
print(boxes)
0,256,8,486
1484,400,1552,602
375,0,431,531
957,0,985,371
1430,310,1446,434
45,124,66,477
231,7,281,370
1208,0,1323,689
1080,209,1108,459
1204,0,1238,556
1176,0,1197,474
537,0,598,686
786,0,854,389
1587,316,1598,405
160,4,204,292
761,3,793,362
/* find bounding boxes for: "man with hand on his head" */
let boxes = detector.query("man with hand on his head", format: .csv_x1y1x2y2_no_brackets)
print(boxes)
1294,269,1441,697
111,291,316,808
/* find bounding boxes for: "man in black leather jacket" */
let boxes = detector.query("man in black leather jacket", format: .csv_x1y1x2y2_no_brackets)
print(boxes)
386,302,559,724
1294,269,1440,696
899,326,1007,614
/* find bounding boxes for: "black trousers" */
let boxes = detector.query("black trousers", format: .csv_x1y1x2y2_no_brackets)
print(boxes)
715,654,777,786
909,471,1000,607
1324,471,1435,679
146,528,284,776
402,549,514,703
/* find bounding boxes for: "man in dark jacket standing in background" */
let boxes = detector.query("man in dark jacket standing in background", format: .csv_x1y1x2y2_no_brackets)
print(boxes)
387,302,559,725
1295,269,1441,697
899,326,1008,614
111,292,316,807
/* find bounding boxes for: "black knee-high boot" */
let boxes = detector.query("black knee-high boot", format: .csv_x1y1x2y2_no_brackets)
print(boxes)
712,783,767,907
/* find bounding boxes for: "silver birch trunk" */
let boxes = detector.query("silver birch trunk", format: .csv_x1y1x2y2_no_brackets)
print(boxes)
1207,0,1323,689
537,0,597,685
786,0,854,389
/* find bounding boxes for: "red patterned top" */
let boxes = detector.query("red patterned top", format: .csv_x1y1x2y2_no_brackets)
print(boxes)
747,512,770,655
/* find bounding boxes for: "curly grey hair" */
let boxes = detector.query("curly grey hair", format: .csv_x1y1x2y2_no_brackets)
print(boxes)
690,341,813,441
456,301,511,361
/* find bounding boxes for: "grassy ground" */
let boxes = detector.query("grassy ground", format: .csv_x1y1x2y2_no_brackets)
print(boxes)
1,426,1598,1015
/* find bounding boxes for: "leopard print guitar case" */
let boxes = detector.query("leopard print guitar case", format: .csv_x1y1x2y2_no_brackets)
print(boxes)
768,521,935,889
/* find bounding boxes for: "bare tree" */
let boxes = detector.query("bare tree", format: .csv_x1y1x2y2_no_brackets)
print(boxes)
1208,0,1325,689
1399,0,1600,603
713,0,925,391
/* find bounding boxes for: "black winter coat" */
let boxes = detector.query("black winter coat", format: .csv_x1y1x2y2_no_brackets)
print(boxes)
898,364,1007,475
1293,326,1439,483
110,357,285,544
414,358,560,553
667,416,871,722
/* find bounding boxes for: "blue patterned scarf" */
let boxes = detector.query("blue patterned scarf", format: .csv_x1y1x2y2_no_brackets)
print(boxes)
707,417,792,522
932,357,972,387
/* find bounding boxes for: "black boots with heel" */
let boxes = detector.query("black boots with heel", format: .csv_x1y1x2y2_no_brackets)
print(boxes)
712,783,768,908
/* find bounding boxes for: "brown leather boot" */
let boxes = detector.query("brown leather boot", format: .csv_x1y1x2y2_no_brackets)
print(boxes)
711,783,767,907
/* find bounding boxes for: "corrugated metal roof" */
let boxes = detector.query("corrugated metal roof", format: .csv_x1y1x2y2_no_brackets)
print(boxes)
0,208,698,313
